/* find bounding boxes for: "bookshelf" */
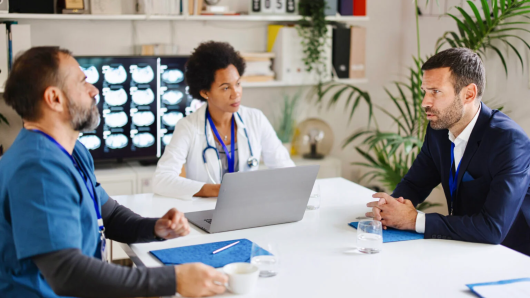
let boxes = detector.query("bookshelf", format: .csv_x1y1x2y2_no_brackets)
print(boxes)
0,13,369,22
242,78,368,88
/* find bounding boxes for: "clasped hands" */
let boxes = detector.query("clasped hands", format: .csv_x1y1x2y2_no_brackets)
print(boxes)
154,208,191,239
365,193,418,231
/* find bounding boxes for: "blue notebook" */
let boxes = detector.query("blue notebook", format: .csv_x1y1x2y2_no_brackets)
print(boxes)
349,222,424,243
150,239,271,268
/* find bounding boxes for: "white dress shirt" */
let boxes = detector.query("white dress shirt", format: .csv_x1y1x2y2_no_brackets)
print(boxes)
415,105,481,233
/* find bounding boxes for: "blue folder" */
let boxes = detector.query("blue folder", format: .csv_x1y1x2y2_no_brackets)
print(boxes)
150,239,271,268
349,222,424,243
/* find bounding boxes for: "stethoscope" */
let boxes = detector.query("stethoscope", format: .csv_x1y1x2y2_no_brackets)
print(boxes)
202,108,258,184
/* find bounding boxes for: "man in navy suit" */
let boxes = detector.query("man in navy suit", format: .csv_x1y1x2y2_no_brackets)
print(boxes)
366,48,530,256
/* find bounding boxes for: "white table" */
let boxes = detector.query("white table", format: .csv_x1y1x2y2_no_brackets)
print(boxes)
114,178,530,298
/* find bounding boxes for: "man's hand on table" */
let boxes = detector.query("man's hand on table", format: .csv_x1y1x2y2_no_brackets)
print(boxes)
155,208,190,239
365,193,417,231
175,263,228,297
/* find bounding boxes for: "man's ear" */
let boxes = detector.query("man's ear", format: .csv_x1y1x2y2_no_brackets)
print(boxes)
463,83,478,104
42,86,66,113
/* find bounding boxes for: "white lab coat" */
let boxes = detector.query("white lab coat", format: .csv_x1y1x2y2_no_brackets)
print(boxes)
153,104,295,199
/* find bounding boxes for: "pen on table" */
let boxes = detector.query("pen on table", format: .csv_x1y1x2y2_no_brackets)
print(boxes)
212,241,240,254
356,216,371,220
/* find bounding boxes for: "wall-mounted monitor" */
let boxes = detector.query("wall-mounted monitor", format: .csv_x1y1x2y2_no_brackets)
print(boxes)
75,55,204,162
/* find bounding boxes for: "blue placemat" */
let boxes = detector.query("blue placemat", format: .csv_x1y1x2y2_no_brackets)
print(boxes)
349,222,424,243
150,238,271,268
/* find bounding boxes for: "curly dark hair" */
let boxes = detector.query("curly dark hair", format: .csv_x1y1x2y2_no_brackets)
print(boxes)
185,41,246,101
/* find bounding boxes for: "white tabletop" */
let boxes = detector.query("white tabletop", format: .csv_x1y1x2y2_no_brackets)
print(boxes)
114,178,530,298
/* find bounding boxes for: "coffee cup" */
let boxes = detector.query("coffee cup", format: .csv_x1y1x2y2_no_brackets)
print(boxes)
223,262,259,294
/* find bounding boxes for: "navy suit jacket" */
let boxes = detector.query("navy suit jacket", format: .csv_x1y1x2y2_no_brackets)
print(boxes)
393,103,530,255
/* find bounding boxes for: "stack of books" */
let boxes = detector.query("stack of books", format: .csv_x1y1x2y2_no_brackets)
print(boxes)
240,53,275,83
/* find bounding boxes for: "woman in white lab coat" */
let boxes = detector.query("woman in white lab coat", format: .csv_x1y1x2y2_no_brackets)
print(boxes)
153,41,294,199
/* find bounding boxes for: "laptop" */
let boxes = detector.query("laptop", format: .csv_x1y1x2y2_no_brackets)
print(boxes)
186,165,319,233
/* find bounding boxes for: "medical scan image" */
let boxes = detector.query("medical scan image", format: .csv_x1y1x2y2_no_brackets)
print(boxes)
105,134,129,149
162,69,184,84
132,111,155,127
104,64,127,84
104,88,128,106
162,90,183,105
132,88,155,105
162,111,184,127
133,133,155,148
81,66,100,84
104,111,128,128
131,64,155,84
162,134,173,146
94,94,100,105
79,135,101,150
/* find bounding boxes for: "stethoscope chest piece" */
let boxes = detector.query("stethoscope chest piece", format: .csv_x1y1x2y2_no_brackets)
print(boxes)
247,157,259,168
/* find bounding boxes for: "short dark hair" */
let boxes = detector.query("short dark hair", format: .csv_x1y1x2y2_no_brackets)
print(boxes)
185,41,245,101
422,48,486,98
4,46,72,121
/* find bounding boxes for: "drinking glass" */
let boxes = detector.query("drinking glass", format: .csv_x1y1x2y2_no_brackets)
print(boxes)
250,242,280,277
306,181,321,210
356,220,383,254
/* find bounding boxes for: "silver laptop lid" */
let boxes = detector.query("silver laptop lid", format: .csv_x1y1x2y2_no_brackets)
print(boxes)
209,165,319,233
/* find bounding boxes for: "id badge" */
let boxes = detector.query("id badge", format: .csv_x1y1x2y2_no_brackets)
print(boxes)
100,232,108,262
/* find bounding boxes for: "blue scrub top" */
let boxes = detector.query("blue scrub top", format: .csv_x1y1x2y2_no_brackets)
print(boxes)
0,129,109,297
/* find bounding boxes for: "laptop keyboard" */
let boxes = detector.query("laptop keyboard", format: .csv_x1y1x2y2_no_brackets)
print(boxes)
204,219,212,224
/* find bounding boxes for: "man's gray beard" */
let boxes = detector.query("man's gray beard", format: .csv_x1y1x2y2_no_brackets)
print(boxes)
428,96,464,130
67,97,100,132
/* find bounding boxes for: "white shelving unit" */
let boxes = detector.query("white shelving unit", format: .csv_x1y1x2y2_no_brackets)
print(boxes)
242,78,368,88
0,13,369,22
0,13,369,91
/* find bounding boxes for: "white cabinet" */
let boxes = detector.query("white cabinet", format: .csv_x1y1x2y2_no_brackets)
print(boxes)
291,156,342,179
93,163,136,196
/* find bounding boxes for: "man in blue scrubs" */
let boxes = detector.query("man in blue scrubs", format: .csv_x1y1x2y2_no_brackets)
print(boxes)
0,47,228,297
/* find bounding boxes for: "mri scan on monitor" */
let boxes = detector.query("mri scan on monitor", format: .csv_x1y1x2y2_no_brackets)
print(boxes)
162,111,184,127
162,69,184,84
131,64,155,84
104,88,128,106
106,134,129,149
79,135,101,150
162,134,173,146
133,133,155,148
132,111,155,127
132,88,155,105
81,66,100,84
75,55,189,160
104,64,127,84
104,111,128,128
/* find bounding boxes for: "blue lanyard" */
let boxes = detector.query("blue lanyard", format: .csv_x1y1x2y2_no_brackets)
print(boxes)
448,142,461,215
31,129,104,233
206,110,236,173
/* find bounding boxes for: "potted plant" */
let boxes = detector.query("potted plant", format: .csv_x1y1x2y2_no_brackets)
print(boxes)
274,91,301,154
317,0,530,210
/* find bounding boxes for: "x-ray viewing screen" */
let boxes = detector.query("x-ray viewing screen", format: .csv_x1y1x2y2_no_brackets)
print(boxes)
159,57,205,154
76,56,200,162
